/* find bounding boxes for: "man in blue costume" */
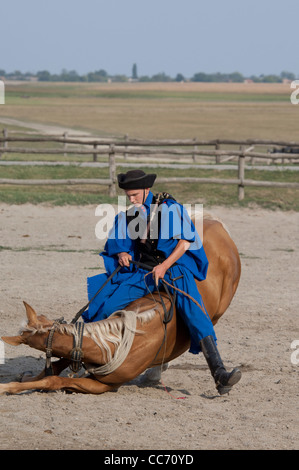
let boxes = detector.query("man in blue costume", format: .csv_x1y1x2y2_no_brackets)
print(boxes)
83,170,241,395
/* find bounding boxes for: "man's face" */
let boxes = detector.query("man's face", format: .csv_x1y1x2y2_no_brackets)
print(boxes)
125,188,149,206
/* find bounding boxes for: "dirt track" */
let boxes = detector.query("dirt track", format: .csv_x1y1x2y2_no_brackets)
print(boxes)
0,203,298,450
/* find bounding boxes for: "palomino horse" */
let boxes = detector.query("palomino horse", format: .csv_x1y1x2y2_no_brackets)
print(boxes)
0,215,241,395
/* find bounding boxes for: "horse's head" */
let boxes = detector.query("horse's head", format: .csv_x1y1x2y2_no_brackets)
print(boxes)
1,301,53,346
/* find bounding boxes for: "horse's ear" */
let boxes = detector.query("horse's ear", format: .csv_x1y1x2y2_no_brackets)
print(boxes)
1,335,23,346
23,301,37,326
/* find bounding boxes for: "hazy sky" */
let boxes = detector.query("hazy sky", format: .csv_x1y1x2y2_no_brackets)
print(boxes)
1,0,298,78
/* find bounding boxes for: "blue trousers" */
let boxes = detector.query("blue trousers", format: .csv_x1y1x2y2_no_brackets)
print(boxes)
83,265,216,354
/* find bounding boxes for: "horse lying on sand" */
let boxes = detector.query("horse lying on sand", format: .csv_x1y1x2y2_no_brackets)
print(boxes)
0,215,241,395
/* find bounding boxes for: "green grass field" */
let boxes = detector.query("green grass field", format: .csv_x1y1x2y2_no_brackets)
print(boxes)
0,165,298,211
0,81,298,210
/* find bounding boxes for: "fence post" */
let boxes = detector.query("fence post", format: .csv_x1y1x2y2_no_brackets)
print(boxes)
215,143,220,164
109,144,116,197
192,138,197,162
238,146,245,201
0,128,7,159
3,128,8,149
93,144,98,162
63,132,68,157
124,134,128,159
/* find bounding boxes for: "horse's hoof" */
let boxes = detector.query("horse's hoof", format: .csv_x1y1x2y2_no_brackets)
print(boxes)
142,363,169,383
17,371,33,382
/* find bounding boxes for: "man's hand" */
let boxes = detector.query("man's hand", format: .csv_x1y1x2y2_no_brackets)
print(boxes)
151,240,190,286
117,252,132,267
152,263,167,286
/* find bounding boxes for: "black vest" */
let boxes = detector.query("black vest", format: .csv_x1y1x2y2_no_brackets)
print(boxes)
126,193,176,268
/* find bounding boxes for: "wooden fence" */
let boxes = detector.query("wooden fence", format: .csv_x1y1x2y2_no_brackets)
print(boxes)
1,130,299,200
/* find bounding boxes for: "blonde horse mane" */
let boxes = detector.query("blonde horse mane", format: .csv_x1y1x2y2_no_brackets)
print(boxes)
83,308,157,376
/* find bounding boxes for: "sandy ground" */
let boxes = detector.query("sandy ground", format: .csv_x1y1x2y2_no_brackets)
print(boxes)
0,203,298,450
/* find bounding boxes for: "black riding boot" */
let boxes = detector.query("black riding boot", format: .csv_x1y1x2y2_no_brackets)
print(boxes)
200,335,242,395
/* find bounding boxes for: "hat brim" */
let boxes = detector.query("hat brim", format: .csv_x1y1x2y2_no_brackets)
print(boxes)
118,173,156,190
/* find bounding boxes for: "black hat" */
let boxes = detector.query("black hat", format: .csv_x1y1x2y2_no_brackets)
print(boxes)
117,170,156,190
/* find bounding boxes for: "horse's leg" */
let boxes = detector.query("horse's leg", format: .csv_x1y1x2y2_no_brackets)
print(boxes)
20,358,70,383
0,375,117,395
142,363,169,383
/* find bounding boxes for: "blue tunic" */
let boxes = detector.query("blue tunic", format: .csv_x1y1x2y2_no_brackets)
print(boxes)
83,191,216,353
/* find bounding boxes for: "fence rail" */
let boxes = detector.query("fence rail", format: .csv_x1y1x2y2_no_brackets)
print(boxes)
1,130,299,200
1,133,299,147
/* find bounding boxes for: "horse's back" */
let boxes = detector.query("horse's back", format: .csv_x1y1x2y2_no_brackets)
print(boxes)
197,217,241,324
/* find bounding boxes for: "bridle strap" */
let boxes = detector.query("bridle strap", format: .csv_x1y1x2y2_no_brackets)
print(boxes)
69,321,85,373
44,318,85,376
45,317,65,377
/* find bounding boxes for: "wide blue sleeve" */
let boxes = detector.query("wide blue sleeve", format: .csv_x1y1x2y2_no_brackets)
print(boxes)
157,201,208,281
103,211,134,256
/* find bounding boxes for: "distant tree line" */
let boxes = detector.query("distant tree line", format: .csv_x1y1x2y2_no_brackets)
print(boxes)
0,67,297,83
